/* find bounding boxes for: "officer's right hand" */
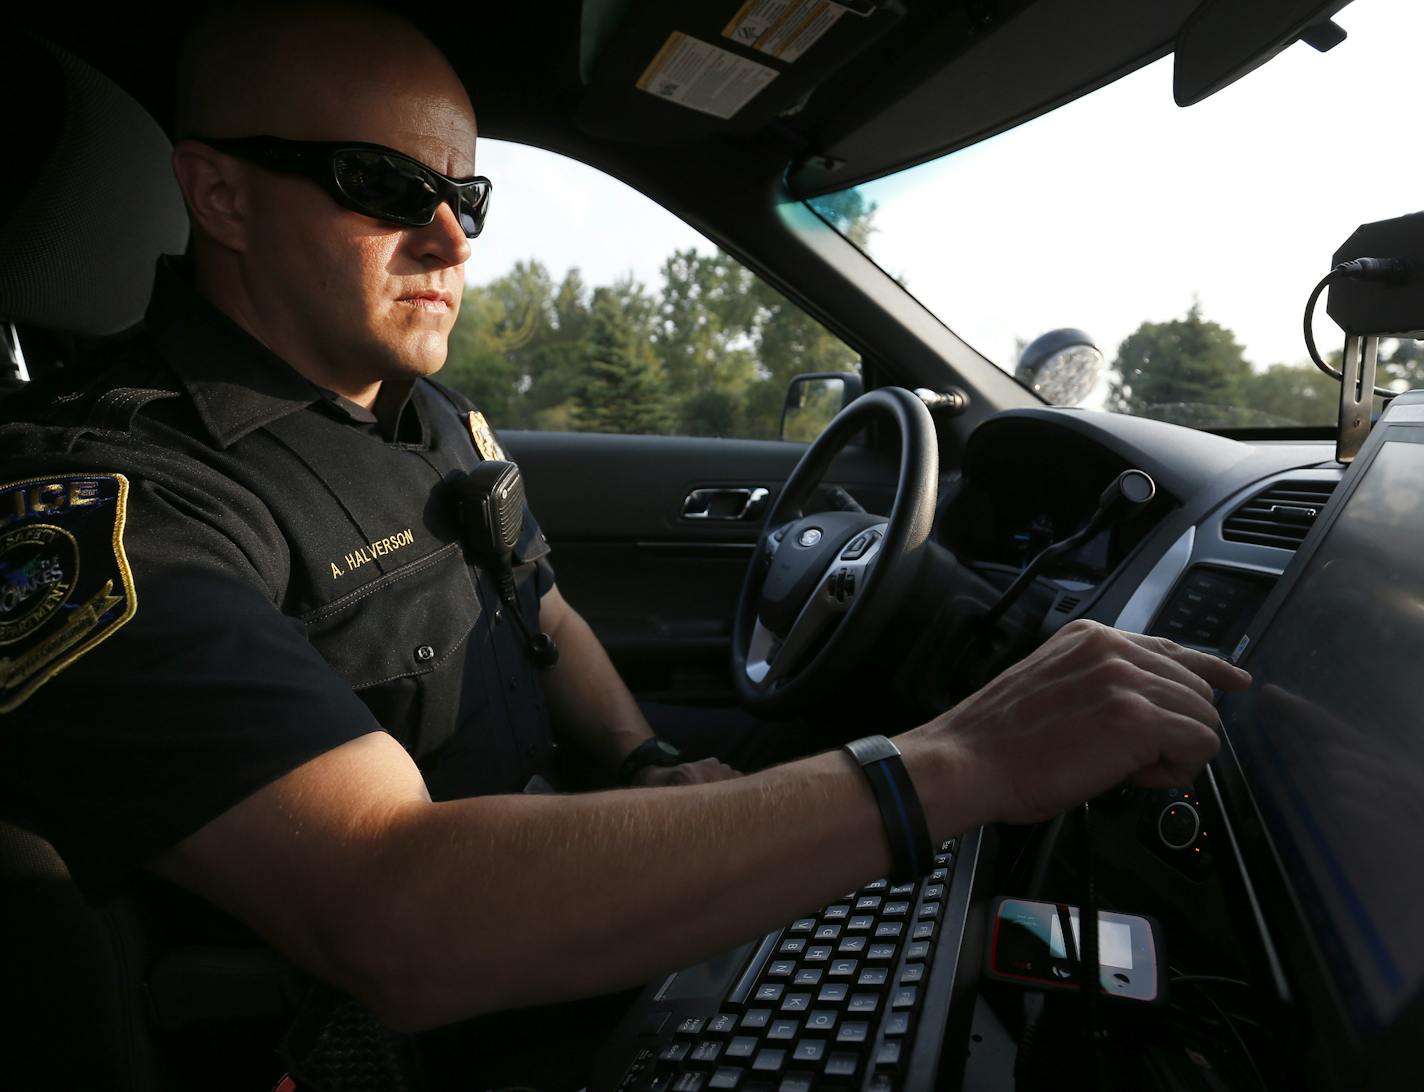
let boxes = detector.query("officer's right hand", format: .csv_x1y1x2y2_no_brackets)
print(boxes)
903,619,1251,828
631,758,742,787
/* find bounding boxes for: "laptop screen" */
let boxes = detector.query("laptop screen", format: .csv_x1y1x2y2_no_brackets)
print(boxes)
1220,436,1424,1035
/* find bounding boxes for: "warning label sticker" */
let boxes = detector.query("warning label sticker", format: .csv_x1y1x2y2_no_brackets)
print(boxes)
636,33,779,119
722,0,845,63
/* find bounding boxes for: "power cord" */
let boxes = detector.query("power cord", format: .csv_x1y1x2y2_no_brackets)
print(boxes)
1302,256,1411,397
1078,802,1109,1091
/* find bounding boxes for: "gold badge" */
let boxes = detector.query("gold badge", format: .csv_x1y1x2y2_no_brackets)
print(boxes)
467,411,508,462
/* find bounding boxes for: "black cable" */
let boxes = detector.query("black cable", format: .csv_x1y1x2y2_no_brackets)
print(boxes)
1302,258,1410,399
1170,974,1252,990
1184,982,1269,1092
1079,801,1108,1091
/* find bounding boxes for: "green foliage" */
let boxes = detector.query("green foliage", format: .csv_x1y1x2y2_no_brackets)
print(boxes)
442,222,867,438
1103,303,1424,427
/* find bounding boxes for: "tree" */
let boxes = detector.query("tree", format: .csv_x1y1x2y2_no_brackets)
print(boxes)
1239,362,1339,425
573,287,670,435
1106,303,1255,425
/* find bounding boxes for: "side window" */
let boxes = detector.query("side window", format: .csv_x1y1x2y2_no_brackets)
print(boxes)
443,140,862,440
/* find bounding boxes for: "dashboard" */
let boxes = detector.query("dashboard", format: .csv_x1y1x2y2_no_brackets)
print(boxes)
928,405,1362,1090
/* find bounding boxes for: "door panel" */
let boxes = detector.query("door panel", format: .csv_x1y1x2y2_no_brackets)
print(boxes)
504,430,898,701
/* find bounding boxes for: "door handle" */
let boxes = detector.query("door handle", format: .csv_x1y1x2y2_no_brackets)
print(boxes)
681,487,770,521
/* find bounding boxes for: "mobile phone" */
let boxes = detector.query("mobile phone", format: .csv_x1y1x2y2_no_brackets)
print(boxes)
984,896,1164,1003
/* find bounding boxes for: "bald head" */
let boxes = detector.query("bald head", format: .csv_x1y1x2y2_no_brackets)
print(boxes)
177,2,474,146
170,2,478,405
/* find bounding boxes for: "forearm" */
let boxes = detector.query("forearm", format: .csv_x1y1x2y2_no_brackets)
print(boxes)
365,736,964,1031
540,589,653,774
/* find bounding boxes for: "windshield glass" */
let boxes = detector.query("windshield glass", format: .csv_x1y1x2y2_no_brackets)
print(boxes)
807,1,1424,429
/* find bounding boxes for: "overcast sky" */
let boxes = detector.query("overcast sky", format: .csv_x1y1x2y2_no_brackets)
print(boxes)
468,0,1423,383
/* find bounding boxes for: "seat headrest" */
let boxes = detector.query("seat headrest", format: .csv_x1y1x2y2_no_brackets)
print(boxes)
0,34,188,337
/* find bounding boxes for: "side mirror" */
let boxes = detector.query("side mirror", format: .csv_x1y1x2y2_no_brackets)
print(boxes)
1016,328,1104,406
781,372,863,442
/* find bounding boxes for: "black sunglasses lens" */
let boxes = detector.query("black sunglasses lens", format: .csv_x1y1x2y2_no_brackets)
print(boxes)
333,150,439,224
457,184,489,239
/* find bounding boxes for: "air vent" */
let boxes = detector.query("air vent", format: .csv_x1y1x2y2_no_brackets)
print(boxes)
1222,479,1337,550
1054,594,1082,614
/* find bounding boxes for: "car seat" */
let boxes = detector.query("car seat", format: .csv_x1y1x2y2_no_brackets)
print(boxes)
0,32,302,1092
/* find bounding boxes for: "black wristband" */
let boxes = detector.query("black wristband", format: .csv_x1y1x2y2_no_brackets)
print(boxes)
843,735,934,884
619,737,681,785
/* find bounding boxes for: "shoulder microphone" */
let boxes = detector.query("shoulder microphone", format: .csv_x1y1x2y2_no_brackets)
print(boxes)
454,461,559,669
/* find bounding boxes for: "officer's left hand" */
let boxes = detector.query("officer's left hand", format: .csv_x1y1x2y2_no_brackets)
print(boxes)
632,758,742,787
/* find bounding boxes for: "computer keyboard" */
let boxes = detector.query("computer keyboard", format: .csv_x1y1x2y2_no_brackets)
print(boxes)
592,839,968,1092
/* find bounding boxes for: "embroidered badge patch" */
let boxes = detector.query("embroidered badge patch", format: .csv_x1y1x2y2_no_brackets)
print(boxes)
466,410,508,462
0,474,136,712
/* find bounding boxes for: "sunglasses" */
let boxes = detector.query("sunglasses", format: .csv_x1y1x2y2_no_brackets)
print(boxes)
190,134,491,238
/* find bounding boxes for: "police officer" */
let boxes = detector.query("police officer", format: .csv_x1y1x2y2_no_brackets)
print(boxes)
0,3,1249,1088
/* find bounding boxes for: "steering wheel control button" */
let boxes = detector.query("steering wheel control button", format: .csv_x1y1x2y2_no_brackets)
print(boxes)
1158,802,1201,849
797,527,823,547
840,529,880,560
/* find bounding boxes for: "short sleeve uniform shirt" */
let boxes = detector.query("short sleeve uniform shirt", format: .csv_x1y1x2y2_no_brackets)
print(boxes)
0,260,557,900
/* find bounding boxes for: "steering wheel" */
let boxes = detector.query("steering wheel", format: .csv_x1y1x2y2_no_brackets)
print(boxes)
732,387,939,713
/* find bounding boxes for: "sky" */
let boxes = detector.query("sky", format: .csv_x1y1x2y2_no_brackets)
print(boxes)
467,1,1424,389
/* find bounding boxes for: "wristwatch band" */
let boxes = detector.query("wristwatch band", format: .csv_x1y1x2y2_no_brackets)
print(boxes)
843,735,934,884
619,737,682,785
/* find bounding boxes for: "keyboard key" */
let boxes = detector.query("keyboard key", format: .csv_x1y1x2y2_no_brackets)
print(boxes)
804,1009,838,1034
639,1074,674,1092
707,1013,738,1037
767,1019,798,1042
780,993,811,1013
804,945,832,963
817,983,849,1005
906,942,930,961
912,922,935,942
836,1021,870,1044
900,964,925,984
855,896,882,912
882,901,909,918
788,918,816,935
857,966,889,988
740,1009,771,1031
778,1075,814,1092
814,924,841,942
918,902,941,920
923,884,945,901
658,1042,691,1066
726,1036,759,1059
793,1039,827,1064
777,939,806,957
673,1074,705,1092
940,839,956,852
848,915,875,932
678,1018,707,1037
891,986,918,1010
691,1041,724,1065
829,959,858,978
888,883,916,897
876,1041,903,1070
755,984,785,1004
874,922,903,939
864,879,889,893
824,1053,860,1080
933,854,951,867
884,1012,911,1037
837,935,867,954
929,868,949,884
709,1068,743,1090
793,968,822,986
868,1077,895,1092
867,943,897,962
767,961,795,979
847,992,880,1015
751,1049,787,1074
822,904,850,921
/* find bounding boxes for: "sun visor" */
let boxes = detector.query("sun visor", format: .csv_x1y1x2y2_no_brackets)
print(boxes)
575,0,905,145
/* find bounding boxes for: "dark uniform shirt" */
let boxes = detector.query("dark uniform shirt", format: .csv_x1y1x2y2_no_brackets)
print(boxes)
0,258,557,901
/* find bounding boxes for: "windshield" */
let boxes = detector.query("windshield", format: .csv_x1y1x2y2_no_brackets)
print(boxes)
807,1,1424,430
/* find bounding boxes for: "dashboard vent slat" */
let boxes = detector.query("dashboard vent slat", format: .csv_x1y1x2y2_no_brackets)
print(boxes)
1222,480,1337,550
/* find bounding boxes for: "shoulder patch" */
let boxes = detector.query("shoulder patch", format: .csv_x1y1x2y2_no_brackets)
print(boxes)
0,474,136,712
